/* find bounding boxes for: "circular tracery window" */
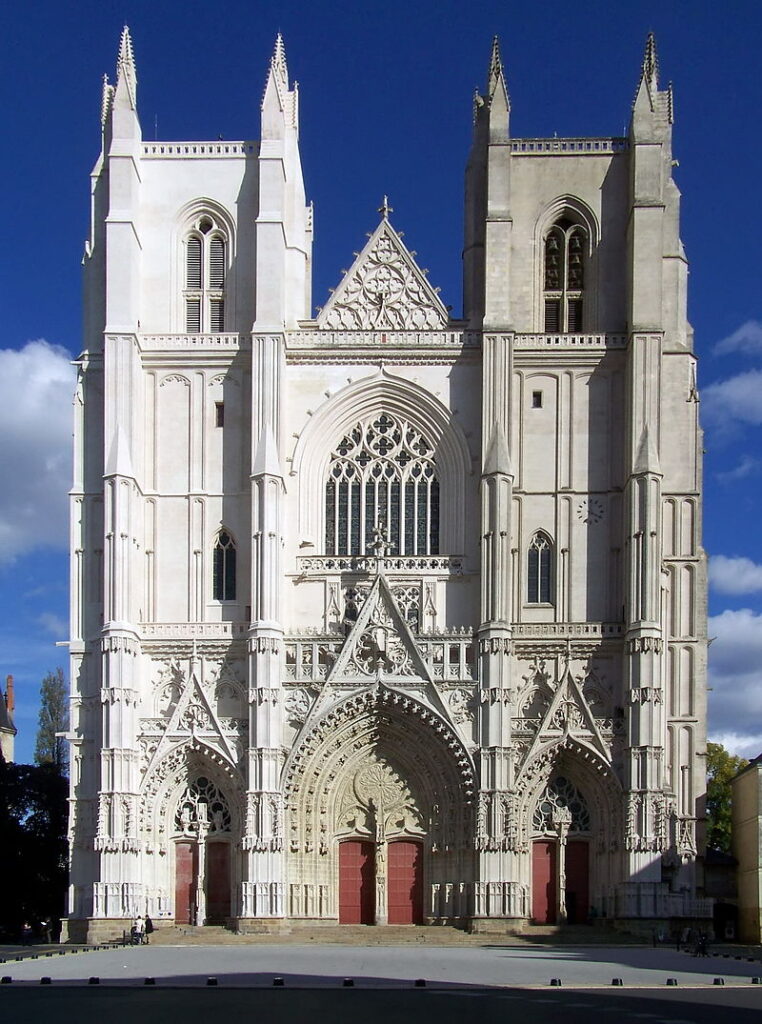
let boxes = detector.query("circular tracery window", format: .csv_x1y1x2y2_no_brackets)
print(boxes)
533,775,590,834
175,776,231,835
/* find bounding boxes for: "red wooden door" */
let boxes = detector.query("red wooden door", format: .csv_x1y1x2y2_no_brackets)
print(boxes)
339,840,375,924
565,840,589,924
175,841,198,924
532,840,557,924
206,842,231,924
387,840,423,924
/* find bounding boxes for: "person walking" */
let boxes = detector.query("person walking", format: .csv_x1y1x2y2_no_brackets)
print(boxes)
144,914,154,944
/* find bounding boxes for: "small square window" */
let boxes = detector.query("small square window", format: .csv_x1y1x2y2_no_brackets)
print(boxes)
215,402,224,427
532,391,543,409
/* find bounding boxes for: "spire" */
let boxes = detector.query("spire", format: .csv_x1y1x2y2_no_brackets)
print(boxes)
487,35,503,97
105,423,135,479
100,74,115,127
378,195,393,221
634,425,661,475
271,32,289,87
114,25,137,111
252,424,284,478
483,423,513,477
641,31,659,93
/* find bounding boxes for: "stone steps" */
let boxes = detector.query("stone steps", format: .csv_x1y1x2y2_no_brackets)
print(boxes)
147,922,639,946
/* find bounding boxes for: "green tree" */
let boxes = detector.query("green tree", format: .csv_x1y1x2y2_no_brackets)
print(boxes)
35,667,68,770
706,741,748,853
0,760,69,936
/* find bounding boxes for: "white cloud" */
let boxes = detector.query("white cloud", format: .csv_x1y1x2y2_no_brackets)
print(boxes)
37,612,67,637
0,340,75,563
714,319,762,357
715,454,760,482
710,555,762,595
708,730,762,762
708,608,762,752
702,369,762,427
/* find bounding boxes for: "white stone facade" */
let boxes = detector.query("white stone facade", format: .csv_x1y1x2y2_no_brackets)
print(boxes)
66,30,709,940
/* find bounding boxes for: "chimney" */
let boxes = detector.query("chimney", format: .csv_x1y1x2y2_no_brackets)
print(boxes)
5,674,14,714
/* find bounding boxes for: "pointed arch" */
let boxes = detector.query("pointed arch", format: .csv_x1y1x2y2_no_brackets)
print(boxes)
212,528,236,601
291,369,473,555
527,530,554,604
535,195,599,333
172,198,236,332
140,737,244,855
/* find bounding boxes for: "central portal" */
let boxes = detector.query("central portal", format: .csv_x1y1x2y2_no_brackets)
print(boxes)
173,839,231,925
387,839,423,924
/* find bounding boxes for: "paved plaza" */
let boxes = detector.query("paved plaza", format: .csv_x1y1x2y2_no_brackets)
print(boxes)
2,943,762,1024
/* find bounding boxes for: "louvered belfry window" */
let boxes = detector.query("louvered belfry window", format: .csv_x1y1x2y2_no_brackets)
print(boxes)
184,215,226,333
324,414,440,557
543,220,586,333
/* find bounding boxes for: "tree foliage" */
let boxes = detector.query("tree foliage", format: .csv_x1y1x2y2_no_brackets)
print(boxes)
706,741,748,853
35,667,68,770
0,760,68,936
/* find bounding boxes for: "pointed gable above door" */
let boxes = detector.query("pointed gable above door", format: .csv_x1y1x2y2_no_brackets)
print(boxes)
316,202,449,331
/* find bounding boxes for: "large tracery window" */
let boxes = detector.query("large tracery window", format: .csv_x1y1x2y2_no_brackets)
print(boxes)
175,776,231,835
184,214,226,333
324,413,440,556
543,219,586,333
533,776,590,835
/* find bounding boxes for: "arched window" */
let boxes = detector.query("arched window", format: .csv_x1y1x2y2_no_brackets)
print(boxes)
543,220,586,333
527,532,553,604
324,413,440,556
184,215,227,333
533,776,590,834
213,530,236,601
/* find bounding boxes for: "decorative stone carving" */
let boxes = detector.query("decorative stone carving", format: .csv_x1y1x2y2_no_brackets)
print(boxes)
285,688,312,724
317,219,448,331
447,687,476,724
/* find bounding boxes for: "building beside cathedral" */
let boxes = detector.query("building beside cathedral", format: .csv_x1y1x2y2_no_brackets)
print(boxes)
66,27,708,941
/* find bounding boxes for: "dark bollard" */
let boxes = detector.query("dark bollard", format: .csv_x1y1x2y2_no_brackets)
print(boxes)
273,977,285,986
206,977,218,986
550,978,562,986
144,978,156,985
713,978,725,985
88,977,100,985
40,977,52,985
666,978,678,986
751,977,761,985
611,978,623,986
1,977,12,985
414,979,427,987
342,978,355,987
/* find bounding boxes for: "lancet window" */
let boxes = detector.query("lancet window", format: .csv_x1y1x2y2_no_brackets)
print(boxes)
184,214,226,333
175,777,231,835
533,776,590,834
543,219,586,333
212,530,236,601
324,413,440,556
527,531,553,604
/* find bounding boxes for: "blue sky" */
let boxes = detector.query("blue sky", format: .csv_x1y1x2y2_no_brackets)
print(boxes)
2,0,762,763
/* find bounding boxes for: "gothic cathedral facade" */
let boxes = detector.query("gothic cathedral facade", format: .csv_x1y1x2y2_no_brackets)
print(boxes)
66,29,708,940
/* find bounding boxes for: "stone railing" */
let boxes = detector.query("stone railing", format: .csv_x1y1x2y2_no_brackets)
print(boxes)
511,137,627,155
287,329,479,349
141,622,248,639
515,333,627,349
141,142,257,158
139,333,246,350
512,622,625,639
295,554,465,575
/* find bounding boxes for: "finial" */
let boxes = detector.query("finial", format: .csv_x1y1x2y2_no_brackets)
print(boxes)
487,35,503,95
641,31,658,89
100,73,115,127
378,195,393,220
117,25,135,77
271,32,288,84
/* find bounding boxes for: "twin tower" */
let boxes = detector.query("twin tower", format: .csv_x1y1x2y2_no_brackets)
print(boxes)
66,28,707,940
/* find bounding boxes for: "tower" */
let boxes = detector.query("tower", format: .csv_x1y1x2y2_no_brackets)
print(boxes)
66,30,707,941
